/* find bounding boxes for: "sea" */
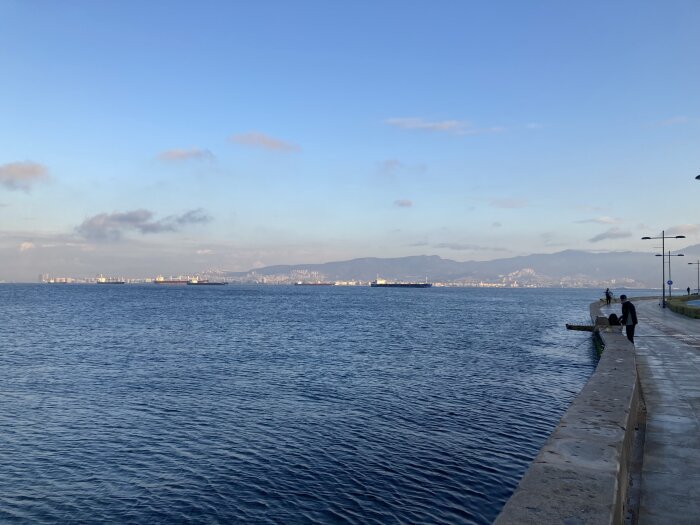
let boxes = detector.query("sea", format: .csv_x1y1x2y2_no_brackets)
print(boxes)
0,284,604,524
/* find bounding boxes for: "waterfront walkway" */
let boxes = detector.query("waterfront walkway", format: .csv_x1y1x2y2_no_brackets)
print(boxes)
602,298,700,524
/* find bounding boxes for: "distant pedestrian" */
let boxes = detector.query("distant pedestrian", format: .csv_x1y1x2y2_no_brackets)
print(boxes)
605,288,612,306
619,294,638,345
688,286,692,296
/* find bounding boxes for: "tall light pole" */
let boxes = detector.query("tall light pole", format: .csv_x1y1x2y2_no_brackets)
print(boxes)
690,260,700,295
642,231,686,307
656,251,684,299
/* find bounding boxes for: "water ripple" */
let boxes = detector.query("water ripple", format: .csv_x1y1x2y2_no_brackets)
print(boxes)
0,285,598,524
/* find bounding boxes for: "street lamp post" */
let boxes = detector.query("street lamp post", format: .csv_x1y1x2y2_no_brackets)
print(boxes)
689,260,700,295
642,231,686,307
656,251,684,299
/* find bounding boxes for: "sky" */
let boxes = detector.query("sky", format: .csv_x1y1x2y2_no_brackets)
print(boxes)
1,1,699,281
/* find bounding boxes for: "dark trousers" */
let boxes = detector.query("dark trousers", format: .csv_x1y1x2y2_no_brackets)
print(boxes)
625,325,635,344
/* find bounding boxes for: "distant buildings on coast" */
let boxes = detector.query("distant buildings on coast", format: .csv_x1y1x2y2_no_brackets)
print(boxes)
36,267,644,289
231,267,640,288
39,273,151,284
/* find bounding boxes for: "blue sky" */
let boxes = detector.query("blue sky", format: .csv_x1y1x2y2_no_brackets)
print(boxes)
1,1,699,280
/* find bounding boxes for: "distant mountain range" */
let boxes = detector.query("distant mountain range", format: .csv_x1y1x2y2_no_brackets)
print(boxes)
225,244,700,288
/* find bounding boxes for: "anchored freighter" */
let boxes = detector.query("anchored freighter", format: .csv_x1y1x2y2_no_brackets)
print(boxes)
153,275,188,285
370,278,432,288
187,278,227,286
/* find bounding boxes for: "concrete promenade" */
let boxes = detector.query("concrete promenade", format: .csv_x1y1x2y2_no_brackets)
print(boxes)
496,305,641,524
601,298,700,524
496,297,700,524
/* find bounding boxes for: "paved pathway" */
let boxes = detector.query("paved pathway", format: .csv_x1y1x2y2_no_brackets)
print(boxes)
604,298,700,524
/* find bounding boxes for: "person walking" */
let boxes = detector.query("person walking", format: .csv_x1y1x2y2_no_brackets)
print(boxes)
688,286,692,296
605,288,612,306
619,294,638,345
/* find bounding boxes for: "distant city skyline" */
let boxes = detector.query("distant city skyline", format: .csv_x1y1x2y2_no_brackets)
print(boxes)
30,244,700,292
1,1,699,281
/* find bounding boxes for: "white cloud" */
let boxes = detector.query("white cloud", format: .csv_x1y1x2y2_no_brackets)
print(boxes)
575,216,619,225
18,241,35,252
490,198,528,209
157,148,215,162
666,224,700,237
376,158,427,179
377,159,403,178
229,132,300,152
576,205,607,213
589,228,632,243
40,242,84,248
77,209,211,241
540,232,568,247
657,116,691,126
433,242,507,252
384,117,505,135
385,117,506,136
0,161,49,191
386,117,467,133
196,249,214,255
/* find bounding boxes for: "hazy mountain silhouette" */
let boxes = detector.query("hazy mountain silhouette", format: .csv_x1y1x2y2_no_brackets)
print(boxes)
225,244,700,287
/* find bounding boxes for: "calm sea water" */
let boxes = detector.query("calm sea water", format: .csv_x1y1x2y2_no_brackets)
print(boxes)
0,285,599,524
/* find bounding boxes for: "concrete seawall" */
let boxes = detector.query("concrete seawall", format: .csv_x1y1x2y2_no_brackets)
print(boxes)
495,302,641,524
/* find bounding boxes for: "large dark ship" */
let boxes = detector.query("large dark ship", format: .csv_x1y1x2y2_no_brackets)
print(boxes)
370,278,432,288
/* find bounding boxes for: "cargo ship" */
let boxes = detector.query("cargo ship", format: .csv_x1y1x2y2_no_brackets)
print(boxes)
97,276,125,284
187,278,227,286
370,278,432,288
153,275,188,285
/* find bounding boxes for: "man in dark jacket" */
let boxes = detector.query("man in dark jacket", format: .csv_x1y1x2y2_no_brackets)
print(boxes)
619,295,638,344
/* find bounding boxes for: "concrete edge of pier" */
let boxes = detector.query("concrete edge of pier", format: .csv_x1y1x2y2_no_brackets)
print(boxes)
494,301,640,524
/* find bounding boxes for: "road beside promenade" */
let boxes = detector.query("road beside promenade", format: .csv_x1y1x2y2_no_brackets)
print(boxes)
602,298,700,524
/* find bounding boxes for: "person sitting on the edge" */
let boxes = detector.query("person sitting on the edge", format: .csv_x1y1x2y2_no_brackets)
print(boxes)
619,294,638,345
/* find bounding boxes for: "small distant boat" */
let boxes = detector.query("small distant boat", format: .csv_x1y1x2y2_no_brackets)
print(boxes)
565,323,595,332
187,278,227,286
370,278,432,288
